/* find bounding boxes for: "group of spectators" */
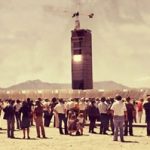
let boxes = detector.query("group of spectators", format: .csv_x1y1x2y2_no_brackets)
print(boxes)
0,95,150,142
0,98,46,139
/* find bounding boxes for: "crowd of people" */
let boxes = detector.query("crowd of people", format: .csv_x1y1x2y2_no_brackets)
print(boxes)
0,95,150,142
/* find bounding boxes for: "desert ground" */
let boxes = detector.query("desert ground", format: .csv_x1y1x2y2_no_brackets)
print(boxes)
0,114,150,150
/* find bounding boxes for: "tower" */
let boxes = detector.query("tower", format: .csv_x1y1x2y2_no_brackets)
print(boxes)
71,29,93,89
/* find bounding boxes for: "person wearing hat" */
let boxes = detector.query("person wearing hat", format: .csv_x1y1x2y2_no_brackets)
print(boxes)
110,95,127,142
143,96,150,136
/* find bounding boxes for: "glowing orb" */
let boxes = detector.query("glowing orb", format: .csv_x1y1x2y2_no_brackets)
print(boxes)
73,55,82,62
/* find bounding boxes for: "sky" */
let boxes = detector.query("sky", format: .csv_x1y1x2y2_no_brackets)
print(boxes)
0,0,150,88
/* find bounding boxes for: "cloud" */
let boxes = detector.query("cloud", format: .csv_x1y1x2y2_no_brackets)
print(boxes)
0,0,150,88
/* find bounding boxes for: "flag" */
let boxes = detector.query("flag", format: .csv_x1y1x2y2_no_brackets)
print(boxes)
88,13,94,18
72,12,79,18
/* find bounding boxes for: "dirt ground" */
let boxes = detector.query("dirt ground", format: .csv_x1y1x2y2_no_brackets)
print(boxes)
0,116,150,150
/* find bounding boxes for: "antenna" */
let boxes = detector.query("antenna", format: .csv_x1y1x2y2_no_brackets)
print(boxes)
72,12,80,30
72,0,94,30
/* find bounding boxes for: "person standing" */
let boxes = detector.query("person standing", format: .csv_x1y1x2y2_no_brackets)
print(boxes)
0,99,3,130
20,101,31,139
3,100,15,138
124,97,135,136
14,99,22,129
143,96,150,136
133,100,137,123
79,98,87,120
87,100,99,134
137,99,144,123
49,97,58,127
108,98,115,135
66,99,74,118
111,95,127,142
27,98,34,126
43,99,51,127
98,97,109,135
34,100,46,138
73,99,80,117
54,99,68,135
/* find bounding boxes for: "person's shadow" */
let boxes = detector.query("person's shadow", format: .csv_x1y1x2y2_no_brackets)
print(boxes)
133,135,144,137
11,137,37,140
122,140,139,143
69,134,89,137
0,131,5,134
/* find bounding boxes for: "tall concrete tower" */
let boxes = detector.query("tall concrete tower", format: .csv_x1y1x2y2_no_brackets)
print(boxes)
71,29,93,89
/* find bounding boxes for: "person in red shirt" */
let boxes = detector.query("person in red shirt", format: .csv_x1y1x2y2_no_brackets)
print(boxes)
34,100,46,138
137,99,144,123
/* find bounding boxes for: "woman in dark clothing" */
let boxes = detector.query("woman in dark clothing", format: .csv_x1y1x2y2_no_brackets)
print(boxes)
20,101,31,139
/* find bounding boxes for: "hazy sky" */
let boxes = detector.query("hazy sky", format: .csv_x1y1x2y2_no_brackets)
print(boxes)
0,0,150,88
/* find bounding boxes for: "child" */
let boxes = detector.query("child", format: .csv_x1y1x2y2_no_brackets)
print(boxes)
77,113,85,135
68,114,78,135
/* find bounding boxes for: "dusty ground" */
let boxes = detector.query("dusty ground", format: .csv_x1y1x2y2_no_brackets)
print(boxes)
0,116,150,150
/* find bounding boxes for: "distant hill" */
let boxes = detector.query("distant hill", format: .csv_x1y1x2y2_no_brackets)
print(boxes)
3,80,129,90
94,81,129,90
6,80,71,90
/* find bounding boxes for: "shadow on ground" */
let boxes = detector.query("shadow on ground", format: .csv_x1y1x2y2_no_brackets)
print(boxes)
123,140,139,143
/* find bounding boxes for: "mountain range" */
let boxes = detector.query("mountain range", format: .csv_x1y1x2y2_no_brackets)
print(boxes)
0,80,129,90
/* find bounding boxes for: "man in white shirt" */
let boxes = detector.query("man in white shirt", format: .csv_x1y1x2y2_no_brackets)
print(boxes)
79,98,87,119
54,99,68,135
66,99,75,114
111,95,127,142
98,97,109,134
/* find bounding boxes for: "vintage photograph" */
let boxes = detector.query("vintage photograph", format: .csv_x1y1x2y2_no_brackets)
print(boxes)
0,0,150,150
